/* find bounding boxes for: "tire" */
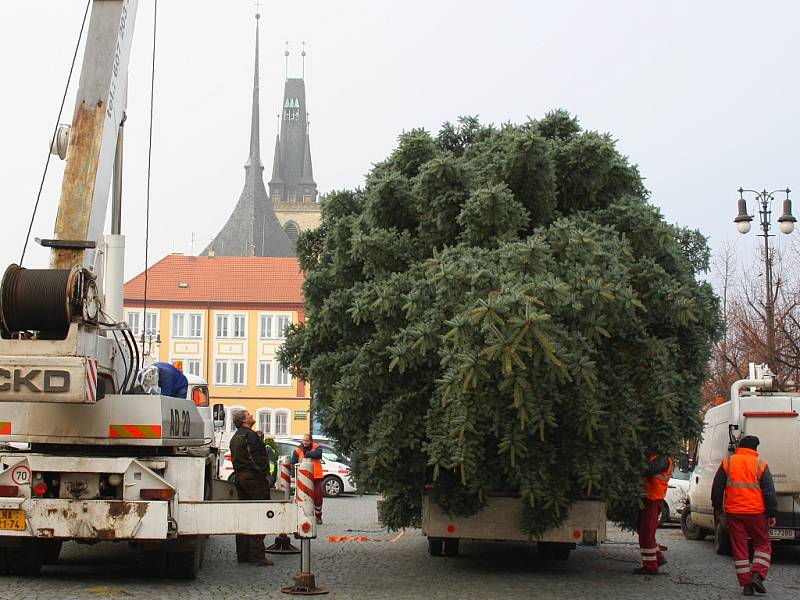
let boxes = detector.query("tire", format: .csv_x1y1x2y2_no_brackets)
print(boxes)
428,538,443,557
539,542,571,561
167,537,205,580
443,538,460,557
322,475,343,498
714,519,732,556
39,540,63,565
7,541,42,576
658,502,670,527
138,549,167,576
0,548,9,575
681,509,706,541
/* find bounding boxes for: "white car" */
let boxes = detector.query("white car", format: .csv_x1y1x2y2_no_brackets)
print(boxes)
217,436,358,497
660,469,691,526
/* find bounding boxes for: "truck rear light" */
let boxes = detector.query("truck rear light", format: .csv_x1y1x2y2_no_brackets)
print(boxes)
301,521,312,533
140,488,175,500
0,485,19,496
573,530,582,539
446,524,455,533
32,481,48,496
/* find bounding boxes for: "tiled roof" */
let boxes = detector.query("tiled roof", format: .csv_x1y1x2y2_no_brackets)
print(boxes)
124,255,304,304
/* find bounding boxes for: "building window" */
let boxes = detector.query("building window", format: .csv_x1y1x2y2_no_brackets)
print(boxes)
272,193,281,202
216,314,228,338
127,312,140,337
287,194,296,202
257,409,272,434
302,195,312,203
232,361,246,385
172,313,185,338
276,316,290,338
284,221,300,242
277,363,290,386
274,410,289,436
258,361,271,385
260,315,272,339
215,360,227,385
232,315,247,339
189,314,202,338
144,312,158,336
186,359,200,377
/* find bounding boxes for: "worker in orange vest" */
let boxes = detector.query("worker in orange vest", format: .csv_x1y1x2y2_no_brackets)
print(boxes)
712,435,778,596
291,434,324,524
632,453,673,575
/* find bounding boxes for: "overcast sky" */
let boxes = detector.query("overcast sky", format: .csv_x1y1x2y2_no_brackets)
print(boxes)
1,1,798,281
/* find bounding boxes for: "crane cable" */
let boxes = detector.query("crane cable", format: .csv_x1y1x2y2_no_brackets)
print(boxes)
142,0,158,351
19,0,92,266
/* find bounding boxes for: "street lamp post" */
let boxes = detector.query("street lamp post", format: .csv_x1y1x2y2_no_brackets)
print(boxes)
734,188,795,373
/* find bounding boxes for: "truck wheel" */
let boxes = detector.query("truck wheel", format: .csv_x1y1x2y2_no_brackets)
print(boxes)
539,542,571,561
167,538,205,580
138,549,167,576
0,548,9,574
38,540,63,565
323,475,343,498
427,538,443,557
7,541,42,576
443,538,460,557
714,519,732,556
681,510,706,540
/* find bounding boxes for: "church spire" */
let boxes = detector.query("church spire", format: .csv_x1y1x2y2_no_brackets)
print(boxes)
245,13,262,169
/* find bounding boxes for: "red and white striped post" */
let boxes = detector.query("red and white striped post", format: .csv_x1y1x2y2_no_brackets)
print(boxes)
282,459,327,595
267,458,300,555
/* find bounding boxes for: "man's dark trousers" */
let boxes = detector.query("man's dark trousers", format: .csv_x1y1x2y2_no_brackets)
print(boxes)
234,472,271,562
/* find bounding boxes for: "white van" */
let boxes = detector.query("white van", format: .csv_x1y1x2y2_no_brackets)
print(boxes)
682,367,800,553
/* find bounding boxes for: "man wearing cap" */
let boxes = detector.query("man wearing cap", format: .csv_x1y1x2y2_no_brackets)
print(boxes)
632,452,673,575
712,435,778,596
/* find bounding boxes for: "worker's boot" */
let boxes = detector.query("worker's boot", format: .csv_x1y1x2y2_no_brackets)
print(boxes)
742,583,754,596
751,572,767,594
316,515,323,524
658,557,668,567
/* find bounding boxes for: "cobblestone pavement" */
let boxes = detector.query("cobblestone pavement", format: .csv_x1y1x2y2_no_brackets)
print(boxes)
1,495,799,599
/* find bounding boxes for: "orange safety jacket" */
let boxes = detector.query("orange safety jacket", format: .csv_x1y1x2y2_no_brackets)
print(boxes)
644,455,673,501
722,448,767,515
296,443,324,480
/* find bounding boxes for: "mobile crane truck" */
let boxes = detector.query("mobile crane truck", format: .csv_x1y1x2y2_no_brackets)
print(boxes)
0,1,324,590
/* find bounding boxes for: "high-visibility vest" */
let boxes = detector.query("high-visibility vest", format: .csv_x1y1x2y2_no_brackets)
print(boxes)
722,448,767,515
644,455,673,501
296,443,323,479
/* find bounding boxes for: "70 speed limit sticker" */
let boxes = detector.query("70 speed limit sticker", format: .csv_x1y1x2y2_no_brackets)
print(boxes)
10,464,31,485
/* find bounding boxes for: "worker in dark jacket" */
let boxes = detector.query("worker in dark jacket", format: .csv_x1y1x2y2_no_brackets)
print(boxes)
229,409,273,566
633,453,673,575
712,435,778,596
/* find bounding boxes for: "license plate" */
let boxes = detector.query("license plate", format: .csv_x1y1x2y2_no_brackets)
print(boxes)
0,509,25,531
769,528,796,540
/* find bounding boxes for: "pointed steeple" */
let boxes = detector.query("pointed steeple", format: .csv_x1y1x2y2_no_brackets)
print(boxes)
271,134,283,183
300,133,314,184
245,14,262,169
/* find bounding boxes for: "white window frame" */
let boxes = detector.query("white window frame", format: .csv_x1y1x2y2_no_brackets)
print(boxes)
259,315,272,340
274,409,290,436
258,361,272,386
302,195,312,203
276,362,291,387
276,315,290,339
215,360,228,385
189,314,202,338
232,360,246,385
144,312,158,336
216,314,229,338
127,312,141,337
186,359,201,377
226,404,246,433
172,313,185,339
256,408,273,435
232,314,247,339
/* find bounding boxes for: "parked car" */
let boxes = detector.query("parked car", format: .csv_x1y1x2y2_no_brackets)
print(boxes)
217,435,357,497
659,468,691,526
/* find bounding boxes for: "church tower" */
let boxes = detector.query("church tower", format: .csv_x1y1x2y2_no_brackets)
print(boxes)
269,43,321,242
205,13,293,258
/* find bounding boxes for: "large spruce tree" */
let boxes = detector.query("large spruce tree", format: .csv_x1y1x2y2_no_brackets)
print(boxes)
280,112,721,533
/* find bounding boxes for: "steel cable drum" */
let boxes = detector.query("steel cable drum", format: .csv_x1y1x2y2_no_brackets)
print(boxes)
0,264,77,337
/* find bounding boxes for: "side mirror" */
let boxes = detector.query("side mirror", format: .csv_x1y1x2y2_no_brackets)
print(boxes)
212,403,225,429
